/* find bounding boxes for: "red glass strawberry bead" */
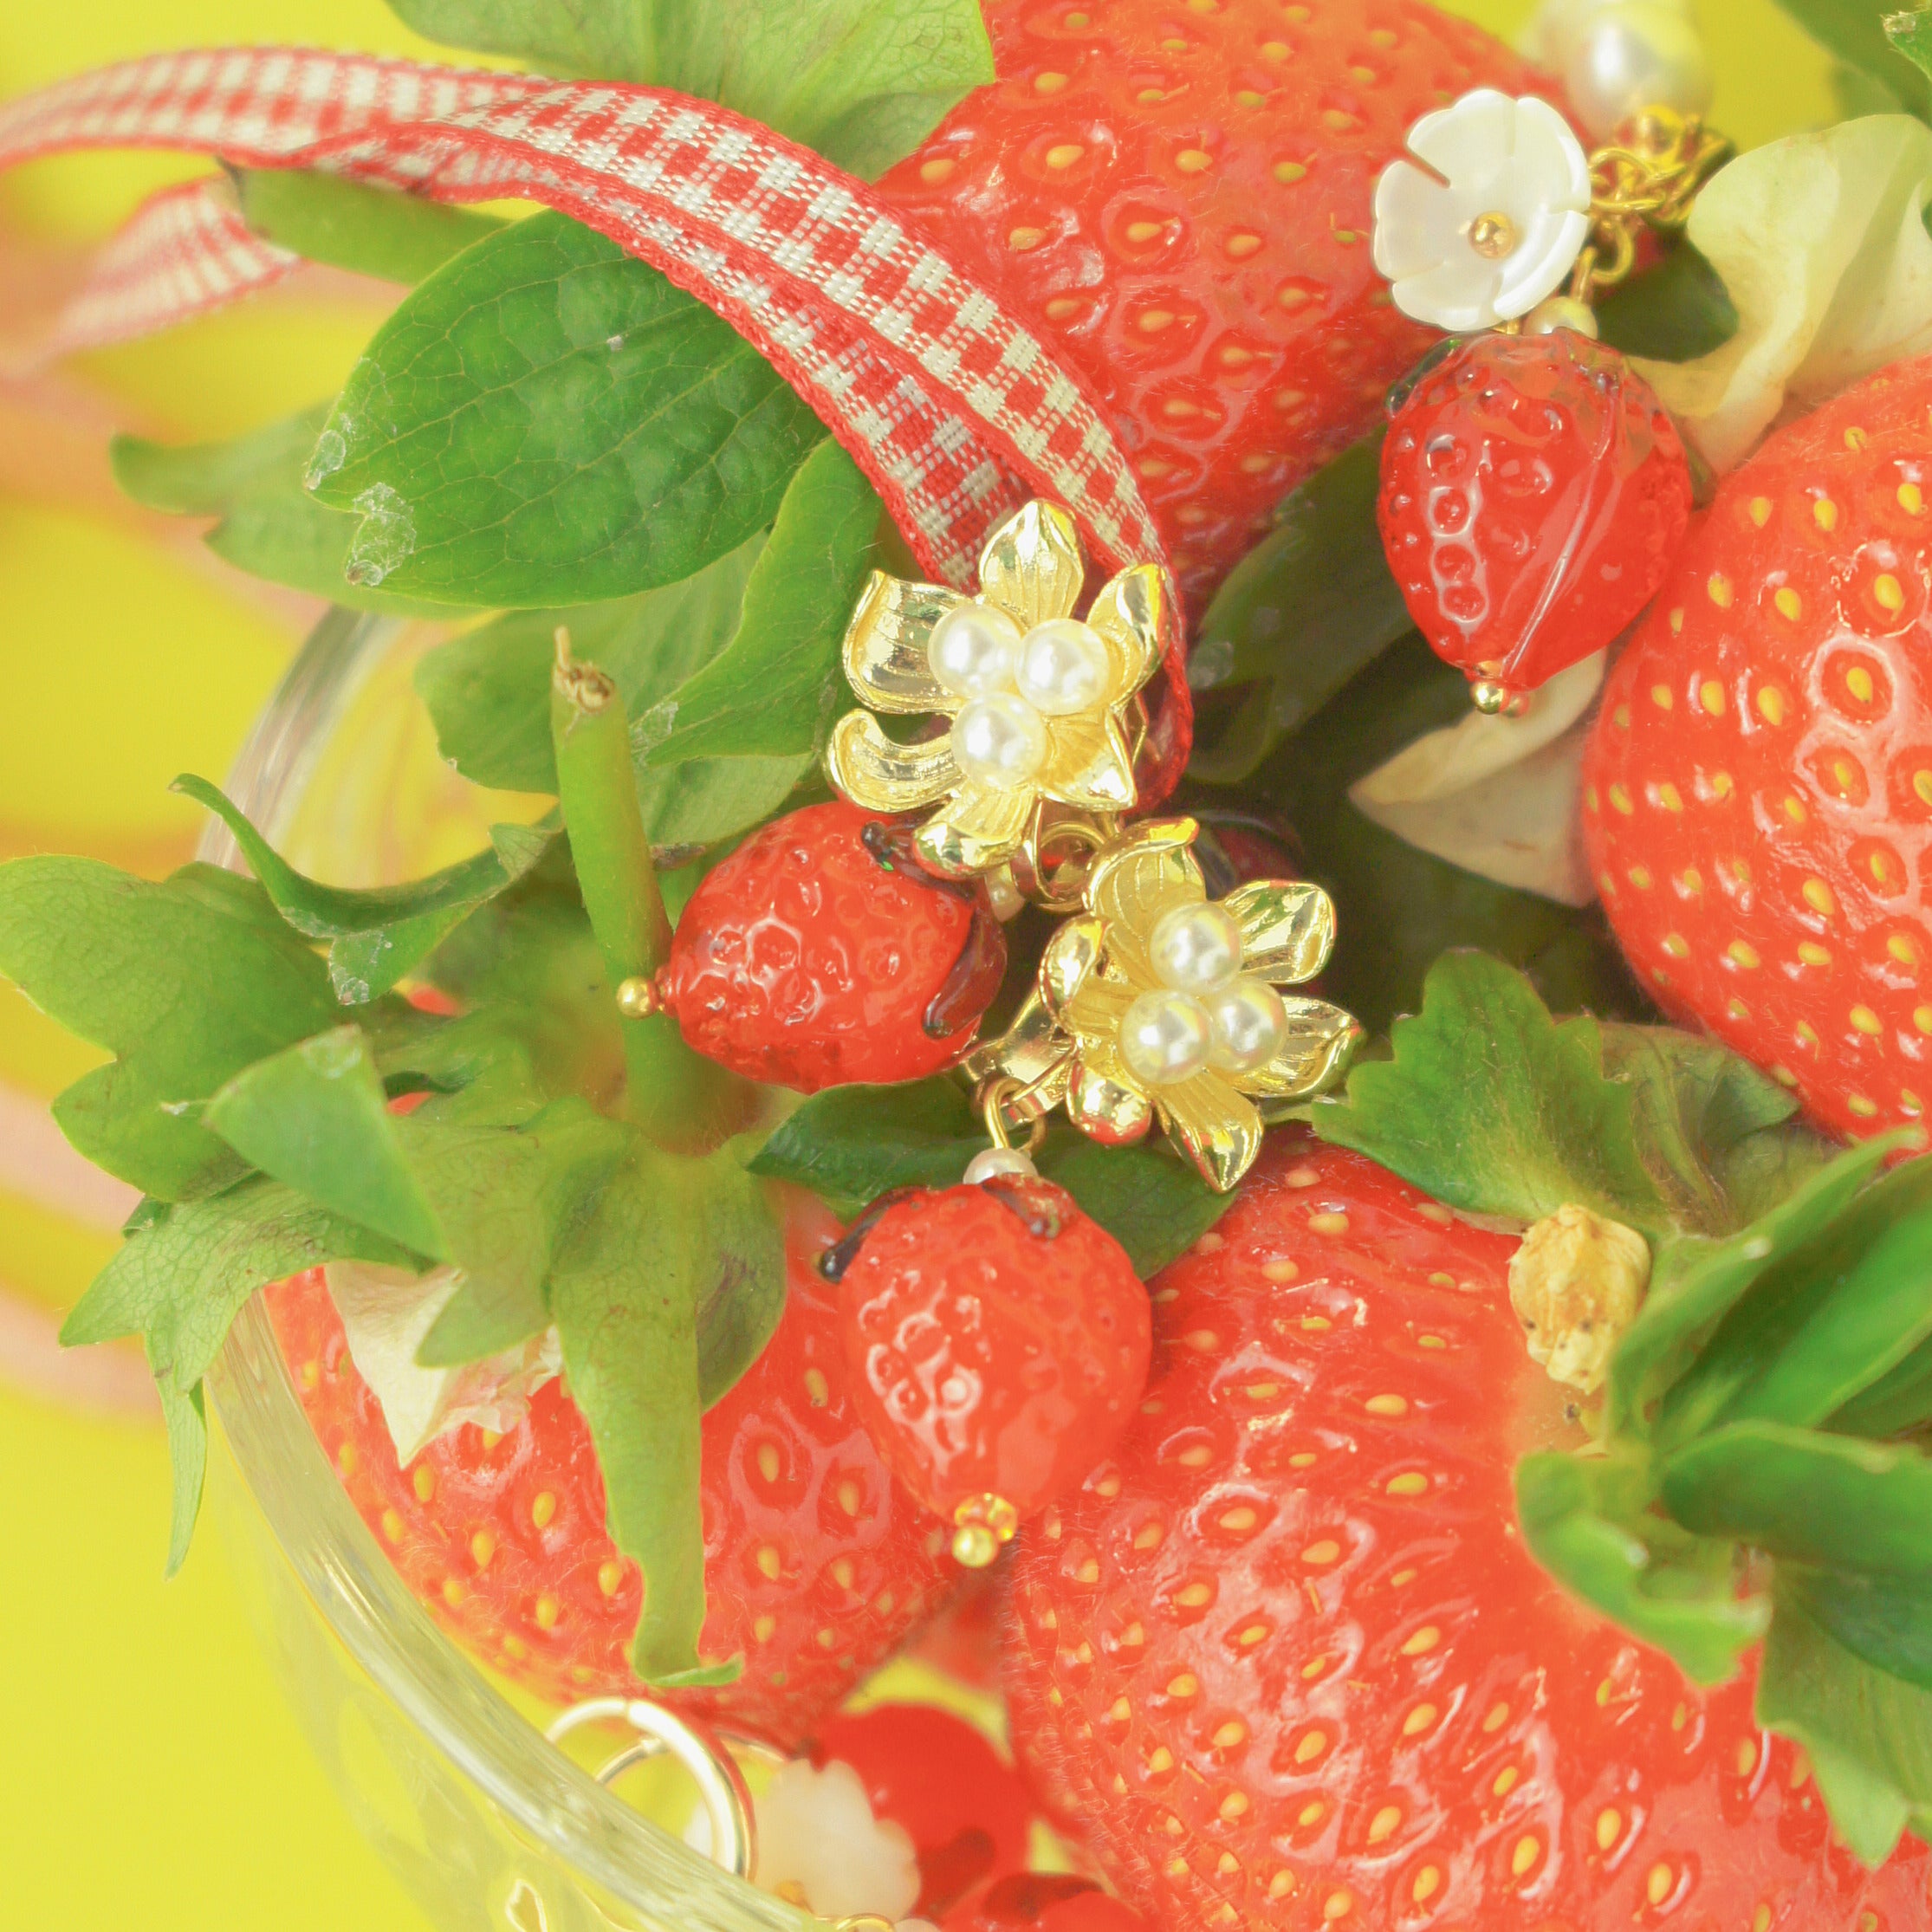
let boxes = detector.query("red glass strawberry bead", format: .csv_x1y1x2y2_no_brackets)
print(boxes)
659,801,1005,1092
813,1703,1035,1918
1378,328,1693,710
829,1172,1151,1565
945,1874,1151,1932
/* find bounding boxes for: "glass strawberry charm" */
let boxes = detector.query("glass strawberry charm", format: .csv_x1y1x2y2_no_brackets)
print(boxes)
1371,90,1725,711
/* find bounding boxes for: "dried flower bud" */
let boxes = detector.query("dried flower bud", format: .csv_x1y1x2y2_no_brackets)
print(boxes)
1507,1203,1651,1393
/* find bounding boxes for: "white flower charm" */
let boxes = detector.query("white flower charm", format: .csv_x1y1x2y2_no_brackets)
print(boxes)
1373,89,1593,332
753,1757,921,1922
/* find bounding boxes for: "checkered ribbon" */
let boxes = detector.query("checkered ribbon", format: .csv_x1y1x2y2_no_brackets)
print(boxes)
0,49,1177,615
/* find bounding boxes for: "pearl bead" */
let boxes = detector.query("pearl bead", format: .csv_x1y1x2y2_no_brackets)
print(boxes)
963,1145,1038,1185
929,603,1022,699
951,693,1049,790
1119,989,1213,1088
1523,295,1599,340
1205,976,1290,1075
1014,618,1112,716
1566,1,1711,141
1148,901,1244,995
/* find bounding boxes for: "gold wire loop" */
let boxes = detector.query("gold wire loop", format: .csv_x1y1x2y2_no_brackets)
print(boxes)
1570,107,1732,303
979,1075,1048,1155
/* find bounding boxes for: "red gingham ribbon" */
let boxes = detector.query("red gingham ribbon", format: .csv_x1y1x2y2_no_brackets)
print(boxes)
0,51,1172,598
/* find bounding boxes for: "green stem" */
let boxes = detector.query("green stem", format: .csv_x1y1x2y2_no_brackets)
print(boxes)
549,632,742,1151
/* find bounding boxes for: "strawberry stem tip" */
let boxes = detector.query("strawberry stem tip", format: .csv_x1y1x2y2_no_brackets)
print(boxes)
548,627,744,1151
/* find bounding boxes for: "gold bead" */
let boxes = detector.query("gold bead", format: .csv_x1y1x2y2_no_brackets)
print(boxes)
615,975,661,1019
951,1492,1021,1568
1467,211,1518,260
1470,680,1510,715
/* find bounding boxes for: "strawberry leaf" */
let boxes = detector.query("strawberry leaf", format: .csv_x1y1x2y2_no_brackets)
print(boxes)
381,0,993,180
1033,1134,1235,1278
549,1145,716,1684
178,773,554,1004
1311,950,1667,1233
687,1142,789,1409
309,211,827,607
638,439,880,768
1771,0,1932,113
0,859,344,1200
112,405,452,615
154,1372,208,1579
1592,244,1738,364
1187,433,1411,784
1757,1579,1932,1867
1785,1566,1932,1695
232,169,502,285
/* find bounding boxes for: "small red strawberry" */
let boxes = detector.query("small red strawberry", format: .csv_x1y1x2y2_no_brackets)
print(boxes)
829,1174,1151,1565
1585,351,1932,1141
267,1194,956,1748
1379,328,1693,710
876,0,1559,608
1001,1133,1929,1929
812,1702,1036,1917
946,1873,1151,1932
658,801,1005,1093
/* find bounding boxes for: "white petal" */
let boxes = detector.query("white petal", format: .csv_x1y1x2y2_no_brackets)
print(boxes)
1494,206,1593,319
1372,159,1464,282
1392,256,1506,334
1407,87,1525,191
325,1261,561,1467
755,1760,921,1922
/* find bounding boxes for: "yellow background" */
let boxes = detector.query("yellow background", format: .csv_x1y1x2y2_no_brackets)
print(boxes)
0,3,1832,1926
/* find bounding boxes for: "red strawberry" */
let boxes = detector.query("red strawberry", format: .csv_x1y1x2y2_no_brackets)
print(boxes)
812,1702,1036,1917
831,1176,1151,1560
876,0,1558,609
659,801,1005,1093
946,1872,1151,1932
266,1194,956,1748
1378,329,1693,710
1000,1133,1929,1928
1585,352,1932,1141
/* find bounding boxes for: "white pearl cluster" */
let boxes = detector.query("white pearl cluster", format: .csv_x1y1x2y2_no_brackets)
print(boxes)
1527,0,1711,141
929,605,1114,791
1118,903,1290,1090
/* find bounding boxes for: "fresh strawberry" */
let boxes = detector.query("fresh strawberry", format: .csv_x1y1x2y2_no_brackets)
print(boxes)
831,1175,1151,1560
659,801,1005,1093
266,1195,956,1749
1379,329,1693,710
1585,352,1932,1140
812,1702,1036,1917
876,0,1557,607
1000,1133,1929,1928
945,1872,1151,1932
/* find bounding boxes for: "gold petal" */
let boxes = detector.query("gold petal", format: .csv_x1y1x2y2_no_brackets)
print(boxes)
1227,880,1339,984
1086,562,1178,703
1042,710,1138,813
914,782,1034,878
1041,913,1106,1020
843,570,967,714
977,500,1086,630
1084,818,1203,984
1067,1060,1155,1145
1155,1073,1264,1194
825,711,960,813
1061,962,1140,1045
1235,997,1365,1100
962,986,1074,1115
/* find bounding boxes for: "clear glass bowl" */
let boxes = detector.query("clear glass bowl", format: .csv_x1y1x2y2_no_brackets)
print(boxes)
202,609,812,1932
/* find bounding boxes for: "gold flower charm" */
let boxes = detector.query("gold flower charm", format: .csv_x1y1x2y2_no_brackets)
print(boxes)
824,501,1177,879
968,821,1364,1192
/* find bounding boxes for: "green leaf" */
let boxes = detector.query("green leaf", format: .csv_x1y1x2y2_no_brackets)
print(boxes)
1758,1578,1932,1865
0,859,343,1200
382,0,993,179
1658,1152,1932,1444
1312,950,1666,1233
1771,0,1931,113
112,405,451,615
1831,1332,1932,1436
1664,1423,1932,1582
232,169,502,285
1889,7,1932,80
549,1147,713,1682
1516,1450,1768,1685
309,211,827,607
1033,1135,1234,1278
1597,1024,1799,1235
639,439,880,768
749,1079,984,1205
1786,1565,1932,1694
154,1371,208,1579
204,1026,445,1258
174,772,554,1003
1607,1135,1902,1438
1593,244,1740,363
1187,435,1413,784
690,1144,788,1409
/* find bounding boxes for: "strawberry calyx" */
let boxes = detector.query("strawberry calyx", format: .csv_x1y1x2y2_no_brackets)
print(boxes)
1310,948,1932,1864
